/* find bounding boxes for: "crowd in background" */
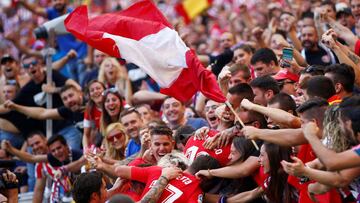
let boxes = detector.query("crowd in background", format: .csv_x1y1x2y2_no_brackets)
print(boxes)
1,0,360,202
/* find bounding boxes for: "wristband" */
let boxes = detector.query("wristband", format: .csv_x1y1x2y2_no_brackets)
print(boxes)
208,169,214,178
160,175,169,182
218,195,227,203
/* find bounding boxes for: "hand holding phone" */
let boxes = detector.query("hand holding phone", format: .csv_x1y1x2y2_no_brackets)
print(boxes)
281,47,293,68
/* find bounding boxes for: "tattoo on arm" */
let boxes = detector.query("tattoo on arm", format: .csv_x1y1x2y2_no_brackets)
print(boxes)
140,176,169,203
347,51,360,64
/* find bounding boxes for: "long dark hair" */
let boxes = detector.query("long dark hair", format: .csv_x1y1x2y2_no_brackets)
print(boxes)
263,142,296,203
100,90,124,135
232,136,257,163
85,80,105,122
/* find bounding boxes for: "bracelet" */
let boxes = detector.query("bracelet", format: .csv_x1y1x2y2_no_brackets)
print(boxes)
218,195,227,203
208,169,213,177
160,175,169,182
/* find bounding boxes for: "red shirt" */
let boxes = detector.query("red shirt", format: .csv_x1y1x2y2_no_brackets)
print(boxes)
83,105,102,129
288,144,342,203
131,166,203,203
252,166,268,187
183,130,231,166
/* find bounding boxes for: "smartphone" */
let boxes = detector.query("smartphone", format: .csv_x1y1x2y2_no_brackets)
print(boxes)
282,47,293,68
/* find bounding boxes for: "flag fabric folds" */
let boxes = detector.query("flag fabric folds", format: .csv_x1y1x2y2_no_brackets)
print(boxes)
175,0,213,24
64,0,226,103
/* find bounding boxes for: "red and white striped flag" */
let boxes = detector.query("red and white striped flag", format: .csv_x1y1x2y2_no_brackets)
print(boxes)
64,0,226,103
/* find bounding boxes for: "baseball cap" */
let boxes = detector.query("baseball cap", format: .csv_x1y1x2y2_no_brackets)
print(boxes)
1,54,15,65
273,69,299,82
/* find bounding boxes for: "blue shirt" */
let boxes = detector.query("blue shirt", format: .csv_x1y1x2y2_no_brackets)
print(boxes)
126,139,141,158
46,7,87,76
186,117,209,130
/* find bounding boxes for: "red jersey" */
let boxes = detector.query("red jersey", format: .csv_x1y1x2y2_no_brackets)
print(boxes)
131,166,203,203
83,105,102,129
288,144,342,203
183,130,231,166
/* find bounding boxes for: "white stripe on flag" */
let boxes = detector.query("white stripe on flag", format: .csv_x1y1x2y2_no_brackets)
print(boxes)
103,27,189,87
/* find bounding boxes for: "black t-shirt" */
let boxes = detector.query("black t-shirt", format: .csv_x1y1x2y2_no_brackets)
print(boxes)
0,71,68,137
304,46,338,66
57,106,84,129
47,149,82,167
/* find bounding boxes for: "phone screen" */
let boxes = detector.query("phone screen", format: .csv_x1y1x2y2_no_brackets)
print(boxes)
282,48,293,68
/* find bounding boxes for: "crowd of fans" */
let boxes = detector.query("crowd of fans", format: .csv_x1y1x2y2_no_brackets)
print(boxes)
1,0,360,202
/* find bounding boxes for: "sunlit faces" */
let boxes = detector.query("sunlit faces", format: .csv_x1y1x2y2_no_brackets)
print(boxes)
22,57,43,81
228,143,241,165
205,100,220,129
136,105,153,125
252,87,267,106
106,128,126,150
351,0,360,21
300,26,318,50
215,105,235,123
151,134,174,161
104,93,122,119
2,85,17,101
120,112,142,139
60,88,83,112
163,98,185,124
220,32,235,50
89,82,104,105
1,61,18,79
49,140,69,162
233,49,252,66
103,60,117,82
259,145,270,173
27,134,47,155
93,50,107,66
229,70,249,88
253,61,273,78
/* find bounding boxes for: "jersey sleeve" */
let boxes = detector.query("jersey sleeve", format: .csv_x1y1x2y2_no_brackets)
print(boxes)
355,39,360,56
35,163,44,179
131,166,158,183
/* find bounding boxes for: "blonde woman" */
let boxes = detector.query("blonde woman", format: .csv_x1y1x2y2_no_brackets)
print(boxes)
103,122,129,164
98,57,132,105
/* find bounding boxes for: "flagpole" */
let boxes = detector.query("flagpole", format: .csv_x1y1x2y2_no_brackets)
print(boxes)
225,101,259,151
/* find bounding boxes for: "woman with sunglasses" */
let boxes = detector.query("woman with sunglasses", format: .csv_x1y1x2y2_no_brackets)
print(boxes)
100,89,124,135
83,80,106,149
103,122,128,164
98,57,132,105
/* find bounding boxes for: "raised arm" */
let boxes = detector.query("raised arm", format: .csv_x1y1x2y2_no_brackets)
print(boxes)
196,156,259,179
241,99,301,128
303,122,360,170
18,0,47,18
52,49,78,71
4,100,62,120
242,127,306,146
2,140,47,163
282,156,360,188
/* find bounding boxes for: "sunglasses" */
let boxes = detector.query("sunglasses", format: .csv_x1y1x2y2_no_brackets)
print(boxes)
23,60,38,69
107,132,123,142
101,87,118,96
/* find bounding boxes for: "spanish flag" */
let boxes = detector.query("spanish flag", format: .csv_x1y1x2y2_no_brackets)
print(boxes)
175,0,213,24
